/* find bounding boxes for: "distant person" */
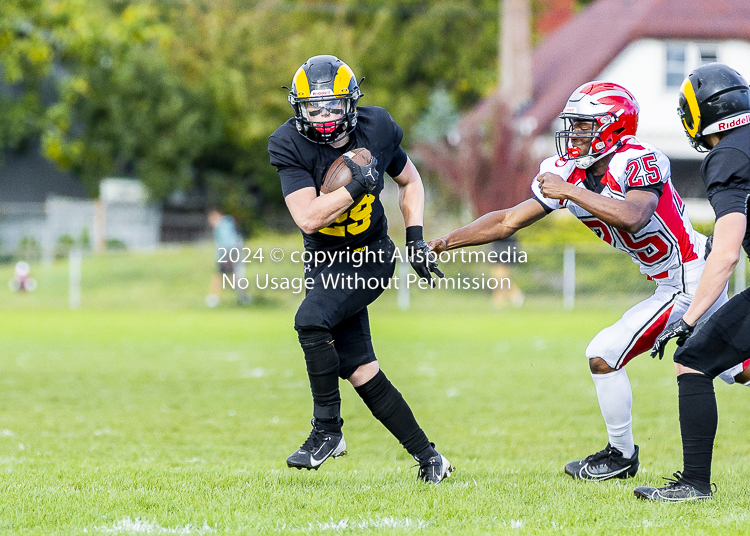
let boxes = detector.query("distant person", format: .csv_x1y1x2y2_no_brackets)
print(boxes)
206,208,250,307
489,237,524,308
9,261,37,292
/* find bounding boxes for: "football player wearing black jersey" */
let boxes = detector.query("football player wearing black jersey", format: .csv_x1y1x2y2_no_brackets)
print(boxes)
268,55,450,483
639,63,750,502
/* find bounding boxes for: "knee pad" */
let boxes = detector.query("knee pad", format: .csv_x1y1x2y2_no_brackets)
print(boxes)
585,334,604,361
585,331,619,369
297,327,338,379
296,327,332,351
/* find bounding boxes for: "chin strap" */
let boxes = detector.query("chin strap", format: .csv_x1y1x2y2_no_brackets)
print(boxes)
575,139,627,169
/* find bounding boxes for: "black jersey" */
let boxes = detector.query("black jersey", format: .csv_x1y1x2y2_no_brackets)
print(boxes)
701,124,750,256
268,106,409,251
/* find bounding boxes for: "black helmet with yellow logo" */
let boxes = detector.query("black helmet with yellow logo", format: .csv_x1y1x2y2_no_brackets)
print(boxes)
288,55,362,144
678,63,750,151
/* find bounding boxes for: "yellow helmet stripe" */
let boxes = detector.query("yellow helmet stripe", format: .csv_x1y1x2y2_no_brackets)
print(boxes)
680,77,701,137
293,67,311,99
333,64,355,96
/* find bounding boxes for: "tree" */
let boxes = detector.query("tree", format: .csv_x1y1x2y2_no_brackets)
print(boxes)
414,96,538,217
1,0,505,229
0,0,54,152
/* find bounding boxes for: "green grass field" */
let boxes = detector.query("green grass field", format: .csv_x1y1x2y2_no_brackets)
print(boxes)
1,244,749,535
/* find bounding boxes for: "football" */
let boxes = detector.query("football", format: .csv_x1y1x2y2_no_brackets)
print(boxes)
320,148,372,205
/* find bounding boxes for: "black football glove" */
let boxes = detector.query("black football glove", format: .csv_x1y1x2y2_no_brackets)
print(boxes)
650,318,695,360
343,155,378,200
406,226,444,286
704,234,713,260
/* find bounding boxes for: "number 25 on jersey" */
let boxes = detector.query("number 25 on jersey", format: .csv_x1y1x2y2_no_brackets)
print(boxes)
626,154,661,188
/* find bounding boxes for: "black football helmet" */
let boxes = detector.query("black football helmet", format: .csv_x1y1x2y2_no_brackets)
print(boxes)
678,63,750,151
288,55,362,144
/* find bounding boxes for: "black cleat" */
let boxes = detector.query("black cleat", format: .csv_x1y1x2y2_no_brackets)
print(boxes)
286,420,346,470
415,446,453,484
634,472,715,502
565,443,639,481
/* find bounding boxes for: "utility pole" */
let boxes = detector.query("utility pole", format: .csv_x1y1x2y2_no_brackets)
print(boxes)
499,0,532,112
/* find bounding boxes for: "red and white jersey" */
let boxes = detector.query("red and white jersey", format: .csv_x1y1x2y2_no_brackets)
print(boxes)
531,138,706,279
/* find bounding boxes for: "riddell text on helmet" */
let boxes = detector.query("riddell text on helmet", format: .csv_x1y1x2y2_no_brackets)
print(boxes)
717,112,750,132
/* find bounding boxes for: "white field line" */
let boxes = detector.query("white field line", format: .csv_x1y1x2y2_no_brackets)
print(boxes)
88,517,216,535
277,517,430,532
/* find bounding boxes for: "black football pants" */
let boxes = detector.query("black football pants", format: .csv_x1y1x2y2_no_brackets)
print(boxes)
294,237,396,426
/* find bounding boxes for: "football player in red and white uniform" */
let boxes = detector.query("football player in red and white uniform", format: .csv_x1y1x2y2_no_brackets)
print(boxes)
430,81,748,481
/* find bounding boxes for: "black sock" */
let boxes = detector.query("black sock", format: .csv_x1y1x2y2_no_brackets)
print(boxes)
298,329,342,433
354,370,434,459
677,373,717,492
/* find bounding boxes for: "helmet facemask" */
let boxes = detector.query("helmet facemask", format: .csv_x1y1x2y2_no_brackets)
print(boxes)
555,114,624,169
294,97,356,143
677,101,708,152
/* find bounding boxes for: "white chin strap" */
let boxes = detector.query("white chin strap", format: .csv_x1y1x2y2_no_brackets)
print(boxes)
574,141,623,169
574,155,597,169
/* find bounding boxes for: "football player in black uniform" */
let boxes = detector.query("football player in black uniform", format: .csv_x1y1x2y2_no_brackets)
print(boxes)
268,55,451,483
639,63,750,501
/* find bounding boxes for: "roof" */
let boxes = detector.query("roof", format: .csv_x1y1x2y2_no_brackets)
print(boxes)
523,0,750,134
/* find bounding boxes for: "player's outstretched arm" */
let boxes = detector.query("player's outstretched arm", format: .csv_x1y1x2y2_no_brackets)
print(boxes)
284,186,357,235
429,199,547,253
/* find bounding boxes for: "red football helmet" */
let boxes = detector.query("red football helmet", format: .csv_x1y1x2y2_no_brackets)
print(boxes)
555,81,639,169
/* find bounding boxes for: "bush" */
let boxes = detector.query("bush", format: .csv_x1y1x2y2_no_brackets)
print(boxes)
16,236,42,263
105,238,127,251
55,234,76,260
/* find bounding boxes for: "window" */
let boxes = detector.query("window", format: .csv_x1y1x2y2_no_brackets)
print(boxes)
666,44,686,87
700,48,717,64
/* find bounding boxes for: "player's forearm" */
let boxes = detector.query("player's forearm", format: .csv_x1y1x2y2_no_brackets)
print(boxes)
565,188,650,234
297,188,354,234
398,180,425,228
441,211,515,250
683,250,739,325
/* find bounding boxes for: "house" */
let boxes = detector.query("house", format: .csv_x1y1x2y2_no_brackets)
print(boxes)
0,141,89,255
0,142,163,256
418,0,750,217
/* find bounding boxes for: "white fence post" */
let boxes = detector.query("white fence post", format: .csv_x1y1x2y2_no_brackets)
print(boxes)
563,246,575,310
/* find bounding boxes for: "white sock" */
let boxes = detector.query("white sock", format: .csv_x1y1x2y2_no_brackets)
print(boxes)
743,380,750,387
591,368,635,458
